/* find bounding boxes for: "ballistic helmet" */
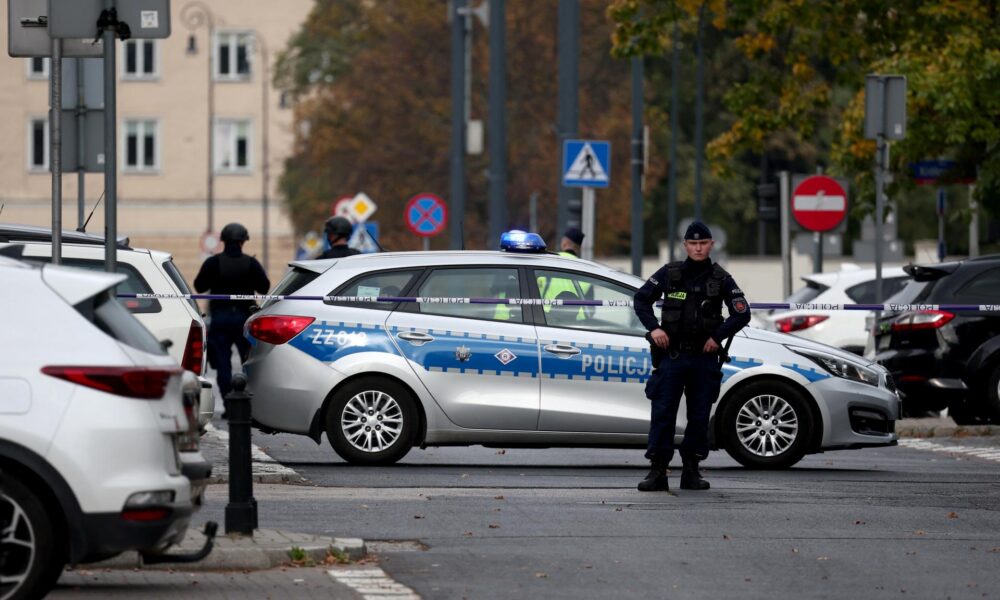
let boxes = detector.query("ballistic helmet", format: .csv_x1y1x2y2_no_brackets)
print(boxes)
324,216,354,240
220,222,250,243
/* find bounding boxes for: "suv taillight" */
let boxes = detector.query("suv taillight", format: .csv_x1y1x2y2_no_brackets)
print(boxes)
42,366,181,400
890,310,955,332
247,315,315,345
775,315,829,333
181,320,205,375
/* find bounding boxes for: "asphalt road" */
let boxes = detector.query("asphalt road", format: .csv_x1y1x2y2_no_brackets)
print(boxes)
167,432,1000,600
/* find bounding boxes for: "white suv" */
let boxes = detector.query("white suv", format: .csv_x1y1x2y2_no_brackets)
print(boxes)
0,225,214,428
0,250,194,599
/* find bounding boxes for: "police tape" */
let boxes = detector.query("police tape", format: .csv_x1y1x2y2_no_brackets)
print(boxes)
118,293,1000,312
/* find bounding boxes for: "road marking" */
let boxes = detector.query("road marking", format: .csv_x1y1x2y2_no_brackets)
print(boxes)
899,439,1000,463
328,566,420,599
204,423,299,478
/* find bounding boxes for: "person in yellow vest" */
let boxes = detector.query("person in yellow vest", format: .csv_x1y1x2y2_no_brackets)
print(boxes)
538,228,591,322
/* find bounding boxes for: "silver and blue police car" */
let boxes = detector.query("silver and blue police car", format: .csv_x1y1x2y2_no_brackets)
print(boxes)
244,232,900,469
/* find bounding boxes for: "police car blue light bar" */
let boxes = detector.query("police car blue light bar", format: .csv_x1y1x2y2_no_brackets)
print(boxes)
499,230,546,253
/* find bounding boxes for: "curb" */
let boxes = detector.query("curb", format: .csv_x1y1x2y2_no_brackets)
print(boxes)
94,528,366,571
896,425,997,439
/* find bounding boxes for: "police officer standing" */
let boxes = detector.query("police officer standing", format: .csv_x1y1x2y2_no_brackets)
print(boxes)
319,216,361,259
194,223,270,400
633,221,751,492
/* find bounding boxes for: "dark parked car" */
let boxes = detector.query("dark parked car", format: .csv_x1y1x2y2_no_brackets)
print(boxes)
866,255,1000,423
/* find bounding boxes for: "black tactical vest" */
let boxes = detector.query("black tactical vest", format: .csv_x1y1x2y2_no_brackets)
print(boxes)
659,261,728,344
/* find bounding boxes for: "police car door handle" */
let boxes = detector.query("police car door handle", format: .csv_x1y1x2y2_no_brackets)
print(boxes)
544,343,581,357
398,331,434,345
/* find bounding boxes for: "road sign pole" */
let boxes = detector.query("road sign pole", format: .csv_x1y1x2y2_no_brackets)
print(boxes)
969,183,979,258
423,237,430,252
487,0,506,249
581,187,594,260
779,171,791,299
874,134,886,304
76,57,86,229
630,55,643,277
449,0,467,250
50,37,63,265
813,231,823,274
103,0,117,273
937,187,946,262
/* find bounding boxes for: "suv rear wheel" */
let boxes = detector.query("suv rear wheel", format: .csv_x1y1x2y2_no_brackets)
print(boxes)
326,377,417,465
0,477,63,600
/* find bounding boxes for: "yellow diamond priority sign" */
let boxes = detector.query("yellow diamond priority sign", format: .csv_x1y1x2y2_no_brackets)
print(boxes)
347,193,377,223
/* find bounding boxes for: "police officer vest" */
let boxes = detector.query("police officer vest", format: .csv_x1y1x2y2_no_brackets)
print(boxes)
660,261,728,344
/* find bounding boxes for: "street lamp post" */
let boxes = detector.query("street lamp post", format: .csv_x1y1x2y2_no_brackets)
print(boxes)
249,32,271,274
181,1,216,237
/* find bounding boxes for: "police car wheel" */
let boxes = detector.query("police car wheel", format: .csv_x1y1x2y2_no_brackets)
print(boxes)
720,381,813,469
0,476,63,600
326,378,417,465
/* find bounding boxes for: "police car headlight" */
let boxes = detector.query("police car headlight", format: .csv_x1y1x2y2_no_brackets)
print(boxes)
789,347,880,387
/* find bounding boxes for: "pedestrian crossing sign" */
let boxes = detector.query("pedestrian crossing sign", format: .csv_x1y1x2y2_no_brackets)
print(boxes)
562,139,610,188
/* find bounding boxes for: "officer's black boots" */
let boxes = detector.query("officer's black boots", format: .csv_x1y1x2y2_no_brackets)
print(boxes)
637,467,670,492
680,460,710,490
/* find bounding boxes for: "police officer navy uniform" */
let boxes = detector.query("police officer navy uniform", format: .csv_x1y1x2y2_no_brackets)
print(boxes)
633,221,751,491
194,223,270,400
319,216,361,259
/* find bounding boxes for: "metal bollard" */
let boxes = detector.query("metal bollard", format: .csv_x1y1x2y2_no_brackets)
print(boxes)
224,373,258,535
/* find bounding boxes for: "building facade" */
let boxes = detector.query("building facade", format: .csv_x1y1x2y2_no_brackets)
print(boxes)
0,0,314,281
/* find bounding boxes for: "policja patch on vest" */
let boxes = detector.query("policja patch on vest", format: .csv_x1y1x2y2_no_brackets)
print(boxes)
667,291,687,300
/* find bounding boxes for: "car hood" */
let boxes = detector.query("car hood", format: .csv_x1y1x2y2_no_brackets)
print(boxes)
741,327,877,366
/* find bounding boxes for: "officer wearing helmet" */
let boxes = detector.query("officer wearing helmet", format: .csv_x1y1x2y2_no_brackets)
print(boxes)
319,216,361,259
633,221,750,492
194,223,270,400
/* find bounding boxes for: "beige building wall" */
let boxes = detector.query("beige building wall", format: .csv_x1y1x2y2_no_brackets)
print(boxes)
0,0,313,282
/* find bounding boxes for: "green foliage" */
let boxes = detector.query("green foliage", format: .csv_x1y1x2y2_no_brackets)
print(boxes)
610,0,1000,225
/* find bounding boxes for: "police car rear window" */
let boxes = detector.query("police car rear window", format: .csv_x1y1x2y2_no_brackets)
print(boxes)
21,257,161,314
328,270,419,310
262,268,320,309
162,259,199,312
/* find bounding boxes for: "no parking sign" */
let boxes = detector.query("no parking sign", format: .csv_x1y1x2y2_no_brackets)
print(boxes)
405,193,448,237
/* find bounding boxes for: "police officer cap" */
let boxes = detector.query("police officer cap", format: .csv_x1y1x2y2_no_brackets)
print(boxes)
220,222,249,243
563,227,585,246
324,216,354,239
684,221,712,241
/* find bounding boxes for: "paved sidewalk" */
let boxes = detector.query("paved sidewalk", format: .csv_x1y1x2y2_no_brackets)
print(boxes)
201,423,306,484
96,527,366,572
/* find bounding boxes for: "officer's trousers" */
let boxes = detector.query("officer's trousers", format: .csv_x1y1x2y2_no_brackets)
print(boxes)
644,351,723,467
207,307,252,398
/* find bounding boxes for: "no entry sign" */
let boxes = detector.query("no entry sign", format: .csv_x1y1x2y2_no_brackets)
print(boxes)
791,176,848,232
405,193,448,237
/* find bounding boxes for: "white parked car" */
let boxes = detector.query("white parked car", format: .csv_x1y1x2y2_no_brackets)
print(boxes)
756,266,909,354
0,249,197,599
0,224,214,429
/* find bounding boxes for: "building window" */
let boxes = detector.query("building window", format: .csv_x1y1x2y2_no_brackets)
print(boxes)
214,119,251,173
26,57,49,79
122,40,158,79
123,119,159,172
214,31,251,80
28,118,49,171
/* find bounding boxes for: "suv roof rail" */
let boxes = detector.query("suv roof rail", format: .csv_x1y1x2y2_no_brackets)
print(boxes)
0,223,131,249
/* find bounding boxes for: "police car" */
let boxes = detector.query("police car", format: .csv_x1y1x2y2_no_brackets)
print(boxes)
245,232,900,469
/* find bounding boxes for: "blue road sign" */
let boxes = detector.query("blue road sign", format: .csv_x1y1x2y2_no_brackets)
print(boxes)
405,193,448,237
563,140,610,188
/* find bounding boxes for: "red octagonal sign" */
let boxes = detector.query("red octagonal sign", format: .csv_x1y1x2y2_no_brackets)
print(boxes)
791,175,848,232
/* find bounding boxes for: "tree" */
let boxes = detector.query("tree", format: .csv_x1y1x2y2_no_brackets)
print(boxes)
610,1,1000,222
275,0,665,254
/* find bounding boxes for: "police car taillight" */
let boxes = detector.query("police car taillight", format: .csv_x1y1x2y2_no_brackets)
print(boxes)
499,230,546,253
247,315,315,345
